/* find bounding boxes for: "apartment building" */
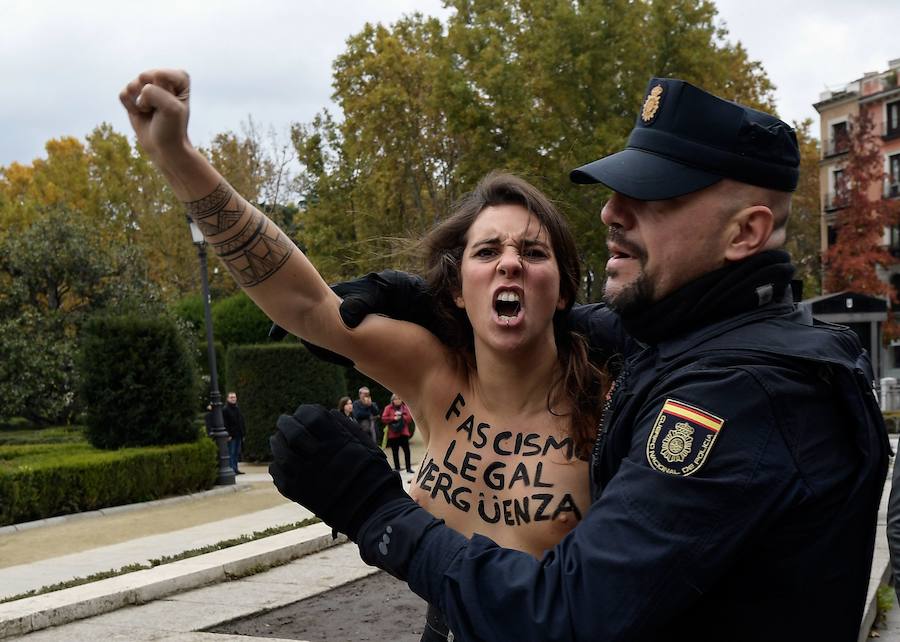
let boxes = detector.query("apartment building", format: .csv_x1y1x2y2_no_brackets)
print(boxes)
813,58,900,378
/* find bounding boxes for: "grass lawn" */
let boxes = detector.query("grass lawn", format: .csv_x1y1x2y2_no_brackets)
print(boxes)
0,425,88,446
0,425,94,473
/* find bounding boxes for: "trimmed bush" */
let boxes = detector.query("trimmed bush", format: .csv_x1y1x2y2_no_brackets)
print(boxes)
226,343,346,461
212,291,273,348
80,315,199,449
0,432,216,526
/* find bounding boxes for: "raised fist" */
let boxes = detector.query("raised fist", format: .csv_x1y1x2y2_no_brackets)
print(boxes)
119,69,192,167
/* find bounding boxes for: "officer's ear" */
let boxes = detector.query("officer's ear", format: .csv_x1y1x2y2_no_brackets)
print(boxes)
723,204,775,261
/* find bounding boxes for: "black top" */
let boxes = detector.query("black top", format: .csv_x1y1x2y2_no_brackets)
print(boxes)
222,403,246,439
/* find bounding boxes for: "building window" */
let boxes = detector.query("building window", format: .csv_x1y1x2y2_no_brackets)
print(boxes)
892,275,900,311
890,226,900,258
830,121,849,155
828,168,848,209
889,154,900,198
888,101,900,137
827,224,838,247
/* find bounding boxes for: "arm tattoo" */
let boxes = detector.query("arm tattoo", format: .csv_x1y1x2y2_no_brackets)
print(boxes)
185,181,294,287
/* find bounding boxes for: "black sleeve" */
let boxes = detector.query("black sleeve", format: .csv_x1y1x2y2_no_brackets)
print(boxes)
567,303,634,362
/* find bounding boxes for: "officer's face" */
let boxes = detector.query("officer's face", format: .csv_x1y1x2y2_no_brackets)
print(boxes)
600,183,733,312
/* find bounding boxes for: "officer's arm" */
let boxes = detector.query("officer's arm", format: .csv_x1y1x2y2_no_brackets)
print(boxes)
393,368,793,640
567,303,634,360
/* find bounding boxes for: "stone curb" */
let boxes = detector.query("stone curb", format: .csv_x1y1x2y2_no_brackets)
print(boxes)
0,484,252,535
860,556,892,642
0,522,343,639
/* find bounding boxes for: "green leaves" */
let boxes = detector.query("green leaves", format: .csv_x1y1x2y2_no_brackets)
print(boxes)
293,0,776,297
784,119,823,298
0,210,161,425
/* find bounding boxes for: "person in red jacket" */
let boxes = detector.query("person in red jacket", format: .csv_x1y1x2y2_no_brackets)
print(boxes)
381,394,414,473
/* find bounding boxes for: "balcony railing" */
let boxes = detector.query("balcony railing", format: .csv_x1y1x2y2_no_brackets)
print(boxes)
824,192,849,211
878,119,900,140
823,137,850,158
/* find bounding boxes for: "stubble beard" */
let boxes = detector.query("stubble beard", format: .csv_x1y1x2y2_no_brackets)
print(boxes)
602,268,656,316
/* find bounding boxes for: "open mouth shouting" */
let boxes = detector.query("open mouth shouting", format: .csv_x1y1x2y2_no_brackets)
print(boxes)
493,288,523,326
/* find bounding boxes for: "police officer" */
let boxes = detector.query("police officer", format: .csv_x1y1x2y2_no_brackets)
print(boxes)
270,78,888,641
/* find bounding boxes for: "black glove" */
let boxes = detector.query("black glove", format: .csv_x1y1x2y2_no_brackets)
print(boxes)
269,404,408,540
297,270,445,367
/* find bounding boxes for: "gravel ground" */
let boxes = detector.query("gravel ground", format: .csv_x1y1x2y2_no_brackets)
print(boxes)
208,571,428,641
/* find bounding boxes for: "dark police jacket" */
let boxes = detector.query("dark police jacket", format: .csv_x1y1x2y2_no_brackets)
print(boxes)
407,294,889,641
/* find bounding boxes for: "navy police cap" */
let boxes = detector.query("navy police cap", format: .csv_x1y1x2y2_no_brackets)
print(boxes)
570,78,800,200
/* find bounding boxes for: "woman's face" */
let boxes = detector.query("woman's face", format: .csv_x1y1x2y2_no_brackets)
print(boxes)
392,397,402,407
455,204,565,353
343,400,353,414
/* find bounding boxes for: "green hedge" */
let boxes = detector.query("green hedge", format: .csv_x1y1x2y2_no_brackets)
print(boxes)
226,343,346,461
80,315,199,449
0,432,216,526
212,292,273,348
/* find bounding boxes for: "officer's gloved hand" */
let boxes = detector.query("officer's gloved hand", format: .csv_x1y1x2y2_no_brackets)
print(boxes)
270,404,403,538
299,270,443,367
270,404,441,579
334,270,437,330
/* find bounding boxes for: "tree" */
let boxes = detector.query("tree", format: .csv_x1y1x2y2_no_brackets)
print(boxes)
823,109,900,297
292,0,776,293
0,208,160,424
0,122,300,306
784,119,822,298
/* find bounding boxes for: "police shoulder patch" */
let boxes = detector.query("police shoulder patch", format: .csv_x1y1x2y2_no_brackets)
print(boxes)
646,398,725,476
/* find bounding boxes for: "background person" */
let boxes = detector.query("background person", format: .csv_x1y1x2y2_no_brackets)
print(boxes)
222,391,246,475
338,396,356,421
352,386,380,444
381,394,413,473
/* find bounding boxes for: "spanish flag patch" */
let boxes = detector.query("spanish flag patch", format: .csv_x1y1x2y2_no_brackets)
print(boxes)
646,399,725,476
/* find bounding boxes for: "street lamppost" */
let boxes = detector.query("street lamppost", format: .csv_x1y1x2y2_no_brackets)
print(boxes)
187,216,235,486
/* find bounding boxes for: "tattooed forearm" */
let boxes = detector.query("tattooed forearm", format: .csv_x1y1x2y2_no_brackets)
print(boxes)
185,181,294,287
184,182,235,231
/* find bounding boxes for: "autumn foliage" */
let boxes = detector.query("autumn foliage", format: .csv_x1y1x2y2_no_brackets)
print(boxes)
824,109,900,298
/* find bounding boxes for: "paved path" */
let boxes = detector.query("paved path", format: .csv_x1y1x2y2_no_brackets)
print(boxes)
0,433,427,640
0,430,891,640
8,542,379,641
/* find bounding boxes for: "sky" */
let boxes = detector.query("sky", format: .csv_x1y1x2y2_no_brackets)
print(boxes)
1,0,899,168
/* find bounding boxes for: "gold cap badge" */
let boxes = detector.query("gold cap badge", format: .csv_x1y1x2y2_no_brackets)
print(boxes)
641,85,664,123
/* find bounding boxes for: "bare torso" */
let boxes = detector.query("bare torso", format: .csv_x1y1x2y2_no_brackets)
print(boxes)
410,374,590,559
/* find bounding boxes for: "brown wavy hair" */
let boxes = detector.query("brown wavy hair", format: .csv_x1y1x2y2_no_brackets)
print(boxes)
419,172,607,459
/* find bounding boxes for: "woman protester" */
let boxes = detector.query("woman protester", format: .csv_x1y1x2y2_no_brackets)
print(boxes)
120,69,607,642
